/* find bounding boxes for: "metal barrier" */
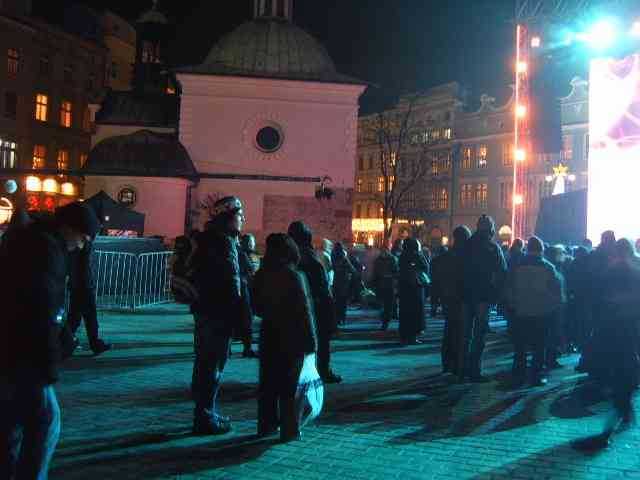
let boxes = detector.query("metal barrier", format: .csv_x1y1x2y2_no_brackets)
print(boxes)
93,250,173,310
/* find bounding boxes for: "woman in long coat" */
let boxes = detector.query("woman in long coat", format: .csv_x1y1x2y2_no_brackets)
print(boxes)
252,233,318,442
331,242,356,326
398,238,430,345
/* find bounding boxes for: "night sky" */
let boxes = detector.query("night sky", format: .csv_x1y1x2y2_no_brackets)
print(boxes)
33,0,517,113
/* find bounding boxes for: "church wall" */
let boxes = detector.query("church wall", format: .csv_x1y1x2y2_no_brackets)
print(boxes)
85,175,188,240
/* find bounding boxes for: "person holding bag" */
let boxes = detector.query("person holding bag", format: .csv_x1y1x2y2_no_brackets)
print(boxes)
398,238,430,345
252,233,318,442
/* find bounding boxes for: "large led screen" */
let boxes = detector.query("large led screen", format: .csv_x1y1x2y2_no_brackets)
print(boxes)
588,54,640,243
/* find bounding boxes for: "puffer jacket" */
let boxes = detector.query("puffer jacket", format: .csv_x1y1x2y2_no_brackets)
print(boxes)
505,254,566,317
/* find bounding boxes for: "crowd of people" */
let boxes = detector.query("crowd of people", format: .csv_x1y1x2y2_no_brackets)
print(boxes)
3,194,639,479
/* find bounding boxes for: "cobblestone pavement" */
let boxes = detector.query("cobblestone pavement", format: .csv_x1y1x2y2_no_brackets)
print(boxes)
50,304,640,480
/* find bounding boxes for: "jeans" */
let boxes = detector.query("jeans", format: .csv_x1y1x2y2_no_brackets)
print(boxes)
1,383,61,480
462,302,490,377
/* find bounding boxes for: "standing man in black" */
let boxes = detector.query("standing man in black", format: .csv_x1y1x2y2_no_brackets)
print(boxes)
67,238,111,355
373,245,399,331
190,196,245,435
1,202,100,480
288,221,342,384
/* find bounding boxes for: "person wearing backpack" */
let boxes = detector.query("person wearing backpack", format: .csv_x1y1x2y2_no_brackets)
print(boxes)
1,202,100,480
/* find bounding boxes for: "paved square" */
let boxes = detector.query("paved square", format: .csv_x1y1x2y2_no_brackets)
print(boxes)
50,305,640,479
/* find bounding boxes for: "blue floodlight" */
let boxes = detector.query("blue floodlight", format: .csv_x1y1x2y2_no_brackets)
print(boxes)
584,20,617,49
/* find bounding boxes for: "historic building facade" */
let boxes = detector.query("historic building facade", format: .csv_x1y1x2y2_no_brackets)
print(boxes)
0,0,107,218
355,77,589,246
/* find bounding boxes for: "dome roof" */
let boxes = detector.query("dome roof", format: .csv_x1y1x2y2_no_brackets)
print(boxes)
85,130,197,178
177,19,364,85
137,1,168,24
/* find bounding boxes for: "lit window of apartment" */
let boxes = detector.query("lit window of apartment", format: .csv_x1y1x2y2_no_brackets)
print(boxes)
437,188,448,210
462,147,473,169
431,128,441,141
7,48,19,75
60,101,72,128
562,135,573,161
377,176,384,192
80,153,88,168
431,159,439,177
32,145,46,169
388,176,395,191
441,151,451,171
443,127,452,140
476,183,488,208
390,151,397,167
4,92,17,119
35,94,48,122
422,131,429,143
367,182,374,193
500,182,513,208
477,145,488,168
429,189,437,210
0,140,18,169
356,178,363,192
57,149,69,171
503,143,514,166
460,184,474,208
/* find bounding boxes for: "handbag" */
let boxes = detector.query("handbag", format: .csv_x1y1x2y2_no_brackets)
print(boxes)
413,264,431,287
295,353,324,427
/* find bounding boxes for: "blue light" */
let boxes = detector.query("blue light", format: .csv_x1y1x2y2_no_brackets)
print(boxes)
585,20,618,49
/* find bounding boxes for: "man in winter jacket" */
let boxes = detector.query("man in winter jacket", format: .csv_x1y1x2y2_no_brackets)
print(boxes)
1,202,100,480
505,236,565,386
372,246,399,330
190,196,245,435
461,215,507,382
288,221,342,383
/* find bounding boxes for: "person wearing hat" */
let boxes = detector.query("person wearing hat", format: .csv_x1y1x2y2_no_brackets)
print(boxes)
461,214,507,382
189,196,246,435
1,201,100,480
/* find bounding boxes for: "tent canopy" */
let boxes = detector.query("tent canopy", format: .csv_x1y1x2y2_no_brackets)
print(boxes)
85,190,145,236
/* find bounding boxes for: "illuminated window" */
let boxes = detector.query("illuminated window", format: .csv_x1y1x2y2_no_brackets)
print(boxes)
500,182,513,208
356,178,363,192
57,149,69,171
32,144,46,169
477,145,488,168
4,92,17,119
443,127,452,140
476,183,488,208
35,94,48,122
503,143,514,166
562,135,573,161
460,184,474,208
388,176,395,191
436,188,448,210
80,153,88,168
462,147,473,169
429,189,437,210
60,101,72,128
441,151,451,171
377,176,384,192
390,151,397,167
367,182,374,193
7,48,19,75
0,140,18,169
431,159,439,176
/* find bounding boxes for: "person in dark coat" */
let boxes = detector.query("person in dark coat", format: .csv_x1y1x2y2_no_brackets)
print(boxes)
288,222,341,384
331,242,356,326
67,239,111,355
190,196,246,435
461,215,507,382
252,233,318,442
1,202,100,480
398,238,430,345
238,234,259,359
433,226,471,376
372,245,399,330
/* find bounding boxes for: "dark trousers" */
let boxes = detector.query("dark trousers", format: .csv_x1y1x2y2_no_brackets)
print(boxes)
316,328,331,377
512,315,547,378
258,354,303,439
379,285,395,325
67,296,99,344
1,382,61,480
192,315,231,418
334,295,348,325
462,302,490,377
442,301,464,375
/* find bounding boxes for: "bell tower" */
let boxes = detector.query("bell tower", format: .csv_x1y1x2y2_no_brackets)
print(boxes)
133,0,171,94
253,0,292,21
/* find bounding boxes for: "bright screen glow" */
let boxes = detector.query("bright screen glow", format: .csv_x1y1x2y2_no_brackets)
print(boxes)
588,54,640,243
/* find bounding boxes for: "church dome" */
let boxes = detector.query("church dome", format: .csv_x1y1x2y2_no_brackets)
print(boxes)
137,0,168,24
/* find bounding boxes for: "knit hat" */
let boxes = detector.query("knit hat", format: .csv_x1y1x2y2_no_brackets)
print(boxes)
287,221,313,248
212,196,243,219
55,202,101,238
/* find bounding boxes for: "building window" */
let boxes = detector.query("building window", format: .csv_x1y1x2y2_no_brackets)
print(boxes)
503,143,514,166
355,204,362,218
0,140,18,169
431,128,441,141
57,149,69,171
500,181,513,208
63,64,73,84
32,145,46,169
356,178,363,193
39,55,50,76
443,127,452,140
377,176,384,192
60,101,72,128
7,48,19,75
441,151,451,171
562,135,573,161
35,94,48,122
4,92,17,119
142,41,160,64
367,182,374,193
429,189,437,210
539,180,553,200
438,188,448,210
367,204,373,218
476,183,488,208
460,183,474,208
80,153,88,168
462,147,473,169
358,155,364,171
390,151,397,167
368,155,374,170
477,144,488,168
388,176,395,191
431,159,439,177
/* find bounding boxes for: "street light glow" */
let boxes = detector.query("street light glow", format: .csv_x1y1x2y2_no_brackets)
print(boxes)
516,61,527,73
516,105,527,118
584,20,617,49
515,149,526,162
531,36,541,48
513,194,524,206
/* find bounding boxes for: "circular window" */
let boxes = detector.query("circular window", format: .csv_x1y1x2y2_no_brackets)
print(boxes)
118,187,137,207
255,126,283,153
